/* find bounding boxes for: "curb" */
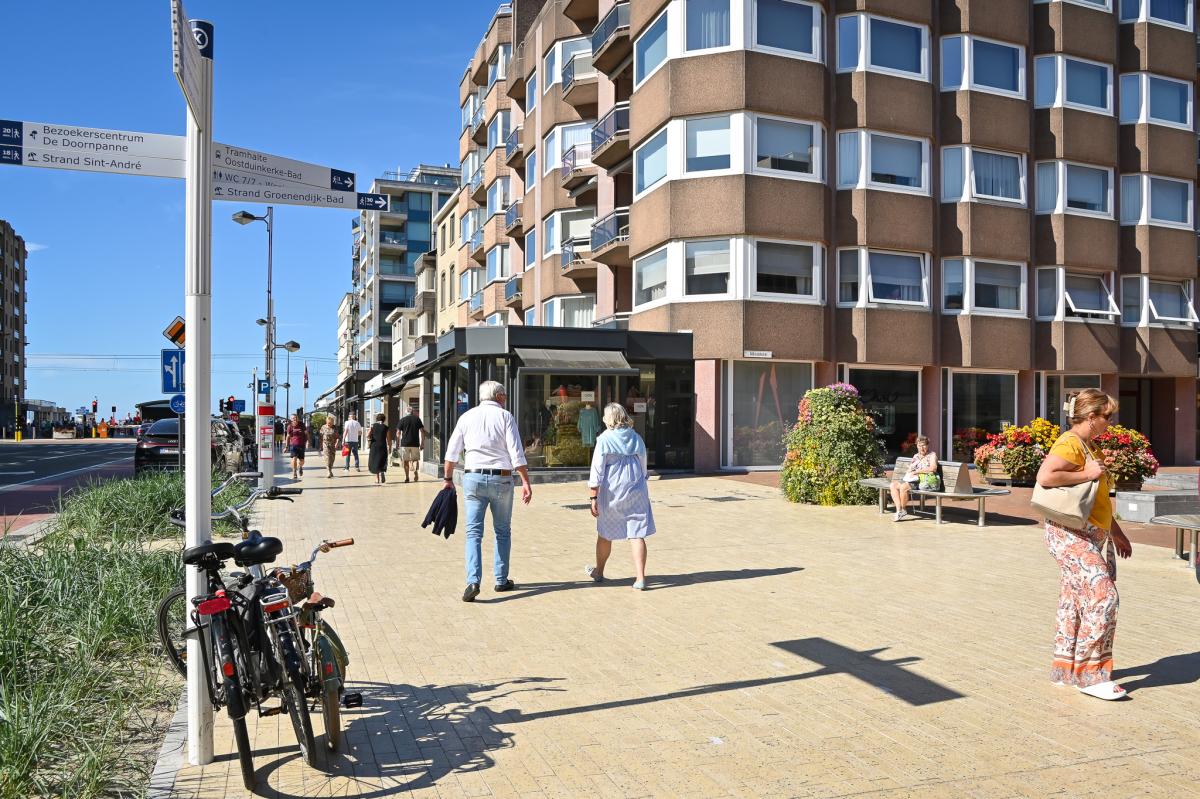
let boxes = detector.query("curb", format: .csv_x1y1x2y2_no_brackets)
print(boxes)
0,517,56,549
146,688,188,799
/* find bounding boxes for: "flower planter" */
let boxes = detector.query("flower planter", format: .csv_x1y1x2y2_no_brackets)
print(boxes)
983,457,1036,487
1113,480,1143,492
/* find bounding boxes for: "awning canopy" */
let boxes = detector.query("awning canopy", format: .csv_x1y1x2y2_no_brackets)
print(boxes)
514,348,639,374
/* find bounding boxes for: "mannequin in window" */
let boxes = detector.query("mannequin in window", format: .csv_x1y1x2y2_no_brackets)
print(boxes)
578,401,601,447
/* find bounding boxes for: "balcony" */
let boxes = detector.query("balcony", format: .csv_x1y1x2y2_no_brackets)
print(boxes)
505,44,526,103
504,201,524,235
470,229,486,263
562,51,598,107
592,1,631,76
415,277,436,310
561,235,597,279
560,143,595,190
379,231,407,251
470,107,487,145
503,275,523,309
590,207,629,266
380,204,407,221
591,102,630,170
563,0,598,25
469,168,484,201
504,125,525,168
469,291,485,319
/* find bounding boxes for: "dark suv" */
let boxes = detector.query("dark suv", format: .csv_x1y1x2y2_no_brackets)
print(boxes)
133,418,237,475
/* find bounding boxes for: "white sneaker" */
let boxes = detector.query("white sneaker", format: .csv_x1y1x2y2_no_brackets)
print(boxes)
893,512,903,522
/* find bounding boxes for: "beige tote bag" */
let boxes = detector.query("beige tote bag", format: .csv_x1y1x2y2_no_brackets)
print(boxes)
1030,434,1099,529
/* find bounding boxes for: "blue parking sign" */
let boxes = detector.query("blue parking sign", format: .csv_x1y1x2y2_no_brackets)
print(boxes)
161,349,185,394
257,379,270,396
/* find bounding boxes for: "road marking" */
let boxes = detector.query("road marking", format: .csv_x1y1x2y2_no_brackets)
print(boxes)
0,471,35,475
0,456,134,494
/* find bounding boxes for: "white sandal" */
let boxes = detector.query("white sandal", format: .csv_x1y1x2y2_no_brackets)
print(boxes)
1078,681,1126,700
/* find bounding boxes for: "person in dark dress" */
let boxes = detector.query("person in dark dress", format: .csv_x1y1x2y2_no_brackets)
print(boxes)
367,413,391,485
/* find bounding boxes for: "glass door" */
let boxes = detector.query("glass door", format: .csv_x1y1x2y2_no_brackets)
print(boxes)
656,364,694,469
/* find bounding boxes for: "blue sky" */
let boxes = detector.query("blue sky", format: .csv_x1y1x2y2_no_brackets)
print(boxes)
0,0,494,417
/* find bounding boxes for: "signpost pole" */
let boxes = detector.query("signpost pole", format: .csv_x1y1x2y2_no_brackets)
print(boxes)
176,6,215,766
264,207,275,491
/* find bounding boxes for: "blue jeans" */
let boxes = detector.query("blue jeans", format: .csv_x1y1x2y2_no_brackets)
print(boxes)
344,442,360,469
463,473,513,586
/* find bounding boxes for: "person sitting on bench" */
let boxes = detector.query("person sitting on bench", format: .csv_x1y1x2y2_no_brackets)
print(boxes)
889,436,940,521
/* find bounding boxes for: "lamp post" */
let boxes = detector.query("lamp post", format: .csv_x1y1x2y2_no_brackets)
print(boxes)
271,340,300,418
233,207,273,489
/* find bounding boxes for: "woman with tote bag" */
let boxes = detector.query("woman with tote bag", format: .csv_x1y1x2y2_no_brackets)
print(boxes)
1034,388,1131,701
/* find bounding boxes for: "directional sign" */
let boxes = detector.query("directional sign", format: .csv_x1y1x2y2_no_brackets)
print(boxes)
162,349,186,394
171,0,208,118
212,142,354,192
0,119,187,179
211,177,389,212
170,394,186,415
230,399,246,413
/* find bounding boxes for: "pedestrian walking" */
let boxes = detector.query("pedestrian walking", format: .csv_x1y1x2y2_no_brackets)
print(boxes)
1035,388,1131,701
367,413,391,485
396,405,426,483
584,403,655,590
443,380,532,602
274,418,285,450
320,415,339,478
286,414,307,480
341,411,362,471
888,436,939,521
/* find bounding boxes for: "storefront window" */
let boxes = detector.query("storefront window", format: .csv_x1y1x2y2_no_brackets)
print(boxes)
847,367,919,460
950,372,1016,461
729,361,813,467
518,373,603,468
424,372,442,464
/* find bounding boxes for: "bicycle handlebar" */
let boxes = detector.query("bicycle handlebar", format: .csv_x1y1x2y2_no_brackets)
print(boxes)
327,538,354,548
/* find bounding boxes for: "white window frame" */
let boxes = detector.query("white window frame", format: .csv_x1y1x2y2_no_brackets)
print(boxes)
1035,160,1114,218
836,247,930,309
543,37,590,92
683,114,738,177
542,213,559,256
1121,275,1200,326
749,114,824,183
542,293,597,328
751,0,824,63
940,34,1026,99
1034,0,1112,10
683,238,735,299
633,8,670,88
634,125,669,198
835,12,930,82
484,312,506,326
1036,266,1119,321
838,129,930,196
485,244,510,285
1120,173,1194,229
485,177,510,218
527,73,538,110
524,227,536,268
749,238,824,303
941,145,1027,206
524,307,536,326
633,245,671,309
941,258,1027,317
1119,72,1194,130
1119,0,1194,30
945,368,1020,460
683,0,740,55
1034,54,1114,115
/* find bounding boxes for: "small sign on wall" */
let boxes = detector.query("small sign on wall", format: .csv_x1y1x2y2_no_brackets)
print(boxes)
581,391,596,402
743,350,773,359
633,402,648,413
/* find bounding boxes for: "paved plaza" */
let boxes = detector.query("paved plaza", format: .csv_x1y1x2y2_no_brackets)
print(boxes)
168,466,1200,798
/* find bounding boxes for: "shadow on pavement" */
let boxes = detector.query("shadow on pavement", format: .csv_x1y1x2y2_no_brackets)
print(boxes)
1113,651,1200,693
474,566,804,603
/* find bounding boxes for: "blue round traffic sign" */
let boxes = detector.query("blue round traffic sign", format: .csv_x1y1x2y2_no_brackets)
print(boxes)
170,394,185,414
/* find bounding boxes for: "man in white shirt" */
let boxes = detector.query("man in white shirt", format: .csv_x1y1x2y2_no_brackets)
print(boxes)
444,380,532,602
340,412,363,472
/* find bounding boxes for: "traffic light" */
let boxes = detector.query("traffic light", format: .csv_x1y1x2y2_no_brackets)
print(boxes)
228,395,236,412
91,400,97,414
218,398,226,413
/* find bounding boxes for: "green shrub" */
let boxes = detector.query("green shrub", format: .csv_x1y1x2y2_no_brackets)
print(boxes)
780,382,884,505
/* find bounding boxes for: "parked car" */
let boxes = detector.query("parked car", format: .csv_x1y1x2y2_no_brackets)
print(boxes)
135,421,154,441
133,418,238,475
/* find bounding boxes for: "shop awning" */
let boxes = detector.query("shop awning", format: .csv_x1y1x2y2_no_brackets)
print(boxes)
514,348,639,375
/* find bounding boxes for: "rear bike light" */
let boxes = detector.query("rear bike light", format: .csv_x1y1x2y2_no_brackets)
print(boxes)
324,661,334,676
222,661,235,678
260,592,290,614
196,596,231,616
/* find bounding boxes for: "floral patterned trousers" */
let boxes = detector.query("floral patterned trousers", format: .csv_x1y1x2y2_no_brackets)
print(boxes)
1045,521,1118,687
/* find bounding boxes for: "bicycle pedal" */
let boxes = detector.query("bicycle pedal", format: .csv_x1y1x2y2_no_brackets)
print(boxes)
341,692,362,708
260,705,286,717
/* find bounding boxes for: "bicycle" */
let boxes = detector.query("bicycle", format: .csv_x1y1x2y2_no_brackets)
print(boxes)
274,537,362,752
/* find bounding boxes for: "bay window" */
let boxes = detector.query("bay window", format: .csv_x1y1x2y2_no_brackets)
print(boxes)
837,248,928,307
524,228,536,267
543,38,589,92
486,245,510,284
1119,73,1192,128
941,146,1025,204
542,213,557,256
753,117,820,179
527,74,538,110
524,308,535,326
487,44,511,88
1036,267,1119,320
487,111,511,152
940,35,1024,98
754,0,822,60
1120,174,1193,227
1121,276,1199,325
838,130,929,194
634,127,668,195
634,247,669,306
541,295,596,328
485,312,507,327
1035,161,1113,216
543,122,592,174
1119,0,1193,28
635,10,669,86
837,13,929,80
754,240,821,299
685,116,731,173
942,259,1025,315
486,177,510,218
684,239,731,296
1034,54,1112,114
686,0,731,51
526,151,537,185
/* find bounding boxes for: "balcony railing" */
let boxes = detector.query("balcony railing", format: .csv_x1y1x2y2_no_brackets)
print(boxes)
379,232,406,246
592,1,631,55
470,168,483,193
505,126,523,162
592,102,630,153
561,143,592,180
504,275,522,302
505,201,522,230
590,207,629,251
470,228,484,253
470,106,484,133
561,51,595,92
561,235,590,267
469,291,483,312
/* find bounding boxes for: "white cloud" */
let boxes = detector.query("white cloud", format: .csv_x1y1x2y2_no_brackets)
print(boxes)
26,242,48,252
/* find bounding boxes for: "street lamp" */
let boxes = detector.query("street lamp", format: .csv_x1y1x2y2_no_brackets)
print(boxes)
233,207,274,490
270,340,300,418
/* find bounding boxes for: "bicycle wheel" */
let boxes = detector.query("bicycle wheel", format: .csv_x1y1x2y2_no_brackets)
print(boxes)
155,585,187,678
321,682,341,753
211,615,256,790
282,678,317,767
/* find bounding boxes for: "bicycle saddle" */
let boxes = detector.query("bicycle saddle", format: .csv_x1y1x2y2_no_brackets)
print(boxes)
234,536,283,566
182,541,237,566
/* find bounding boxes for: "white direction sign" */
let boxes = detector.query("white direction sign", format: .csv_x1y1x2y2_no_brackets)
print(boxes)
210,176,389,212
171,0,208,118
0,119,186,178
212,142,355,192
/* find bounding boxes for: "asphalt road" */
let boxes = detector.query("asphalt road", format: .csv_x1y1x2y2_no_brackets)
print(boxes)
0,440,134,532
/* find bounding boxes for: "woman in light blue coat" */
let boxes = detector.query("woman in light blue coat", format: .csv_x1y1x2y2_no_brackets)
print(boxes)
586,402,655,589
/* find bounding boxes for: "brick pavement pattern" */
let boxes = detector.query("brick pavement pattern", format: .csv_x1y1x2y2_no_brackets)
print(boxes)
170,465,1200,798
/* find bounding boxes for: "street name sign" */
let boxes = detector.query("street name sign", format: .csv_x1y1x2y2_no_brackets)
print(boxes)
162,349,186,394
210,177,389,212
171,0,208,118
170,394,186,414
212,143,354,192
0,119,186,179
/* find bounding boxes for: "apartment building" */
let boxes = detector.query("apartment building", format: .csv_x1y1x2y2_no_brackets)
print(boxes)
0,220,27,434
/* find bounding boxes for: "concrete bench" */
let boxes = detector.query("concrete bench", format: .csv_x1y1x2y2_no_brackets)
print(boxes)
859,457,1011,527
